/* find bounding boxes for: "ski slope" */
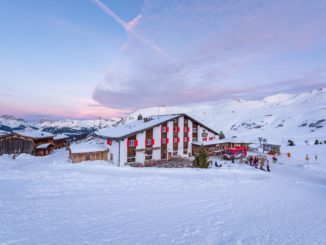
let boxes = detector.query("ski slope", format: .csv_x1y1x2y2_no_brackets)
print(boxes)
129,88,326,142
0,144,325,244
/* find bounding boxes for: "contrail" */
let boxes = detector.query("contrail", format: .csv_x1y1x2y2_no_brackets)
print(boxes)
91,0,171,60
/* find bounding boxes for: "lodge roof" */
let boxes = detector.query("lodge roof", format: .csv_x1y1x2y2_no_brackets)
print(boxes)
14,130,54,139
69,144,108,154
192,138,252,146
36,143,53,149
96,113,219,140
54,134,69,141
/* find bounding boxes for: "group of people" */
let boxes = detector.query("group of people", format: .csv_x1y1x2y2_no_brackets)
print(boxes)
243,155,276,172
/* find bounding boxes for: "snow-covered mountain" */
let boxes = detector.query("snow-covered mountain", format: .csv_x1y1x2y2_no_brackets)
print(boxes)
0,116,119,139
129,88,326,143
1,88,325,143
0,115,38,133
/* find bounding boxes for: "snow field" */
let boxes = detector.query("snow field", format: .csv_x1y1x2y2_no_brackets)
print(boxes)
0,144,325,244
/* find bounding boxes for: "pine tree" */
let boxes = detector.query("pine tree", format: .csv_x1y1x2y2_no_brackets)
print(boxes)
193,147,209,168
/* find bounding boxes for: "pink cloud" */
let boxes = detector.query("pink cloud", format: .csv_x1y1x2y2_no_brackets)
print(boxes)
126,14,142,30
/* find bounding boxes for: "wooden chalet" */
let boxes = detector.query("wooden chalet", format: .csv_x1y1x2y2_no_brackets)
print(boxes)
69,144,108,163
53,134,70,149
0,130,68,157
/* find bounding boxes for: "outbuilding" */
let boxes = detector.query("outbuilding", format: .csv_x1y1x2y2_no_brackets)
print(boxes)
69,144,108,163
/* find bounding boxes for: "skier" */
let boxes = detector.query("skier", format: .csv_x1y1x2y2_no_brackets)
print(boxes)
249,156,253,166
266,158,270,172
315,155,318,161
231,155,235,164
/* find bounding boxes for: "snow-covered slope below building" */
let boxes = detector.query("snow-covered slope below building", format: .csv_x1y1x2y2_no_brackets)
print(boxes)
129,88,326,142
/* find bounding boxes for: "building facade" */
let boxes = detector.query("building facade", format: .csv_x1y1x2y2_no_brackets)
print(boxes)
97,114,219,166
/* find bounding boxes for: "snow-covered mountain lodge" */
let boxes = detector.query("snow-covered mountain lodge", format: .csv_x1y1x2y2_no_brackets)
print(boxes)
96,114,220,166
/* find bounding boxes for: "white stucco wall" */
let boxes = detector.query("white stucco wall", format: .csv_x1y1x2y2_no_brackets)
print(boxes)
178,116,184,156
197,125,218,144
167,121,174,155
107,140,119,166
152,125,161,160
136,131,146,163
188,120,193,155
119,138,128,166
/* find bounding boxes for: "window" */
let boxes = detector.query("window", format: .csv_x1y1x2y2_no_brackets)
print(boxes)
129,140,135,147
203,137,207,141
162,127,167,133
173,127,178,132
173,137,178,143
209,137,214,140
184,127,188,132
146,139,152,146
193,127,197,133
162,138,169,144
184,137,188,142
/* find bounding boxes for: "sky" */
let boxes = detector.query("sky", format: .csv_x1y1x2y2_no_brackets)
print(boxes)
0,0,325,121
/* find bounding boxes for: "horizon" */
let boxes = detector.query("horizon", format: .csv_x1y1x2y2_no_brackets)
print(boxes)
1,0,325,121
1,87,325,122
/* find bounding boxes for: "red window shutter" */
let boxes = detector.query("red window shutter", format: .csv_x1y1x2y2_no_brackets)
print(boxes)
127,140,130,147
166,138,169,144
178,137,180,143
152,139,155,145
187,137,190,142
166,127,169,132
135,140,138,146
187,127,190,132
107,139,112,145
178,127,180,132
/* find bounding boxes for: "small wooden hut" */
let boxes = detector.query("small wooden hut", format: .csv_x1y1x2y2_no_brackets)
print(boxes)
53,134,69,149
69,144,108,163
35,143,54,156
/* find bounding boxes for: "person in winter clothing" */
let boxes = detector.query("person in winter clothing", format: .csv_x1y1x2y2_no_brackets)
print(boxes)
249,156,253,166
266,158,270,172
253,157,258,168
315,155,318,161
231,156,235,164
272,156,277,164
260,157,265,170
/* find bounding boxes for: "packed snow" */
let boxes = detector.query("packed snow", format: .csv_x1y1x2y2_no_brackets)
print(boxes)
0,141,325,244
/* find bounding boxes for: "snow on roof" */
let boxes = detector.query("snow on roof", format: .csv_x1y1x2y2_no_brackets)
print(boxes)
69,144,108,154
96,115,180,139
15,130,54,139
0,130,10,137
36,143,53,149
54,134,69,140
192,138,251,146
